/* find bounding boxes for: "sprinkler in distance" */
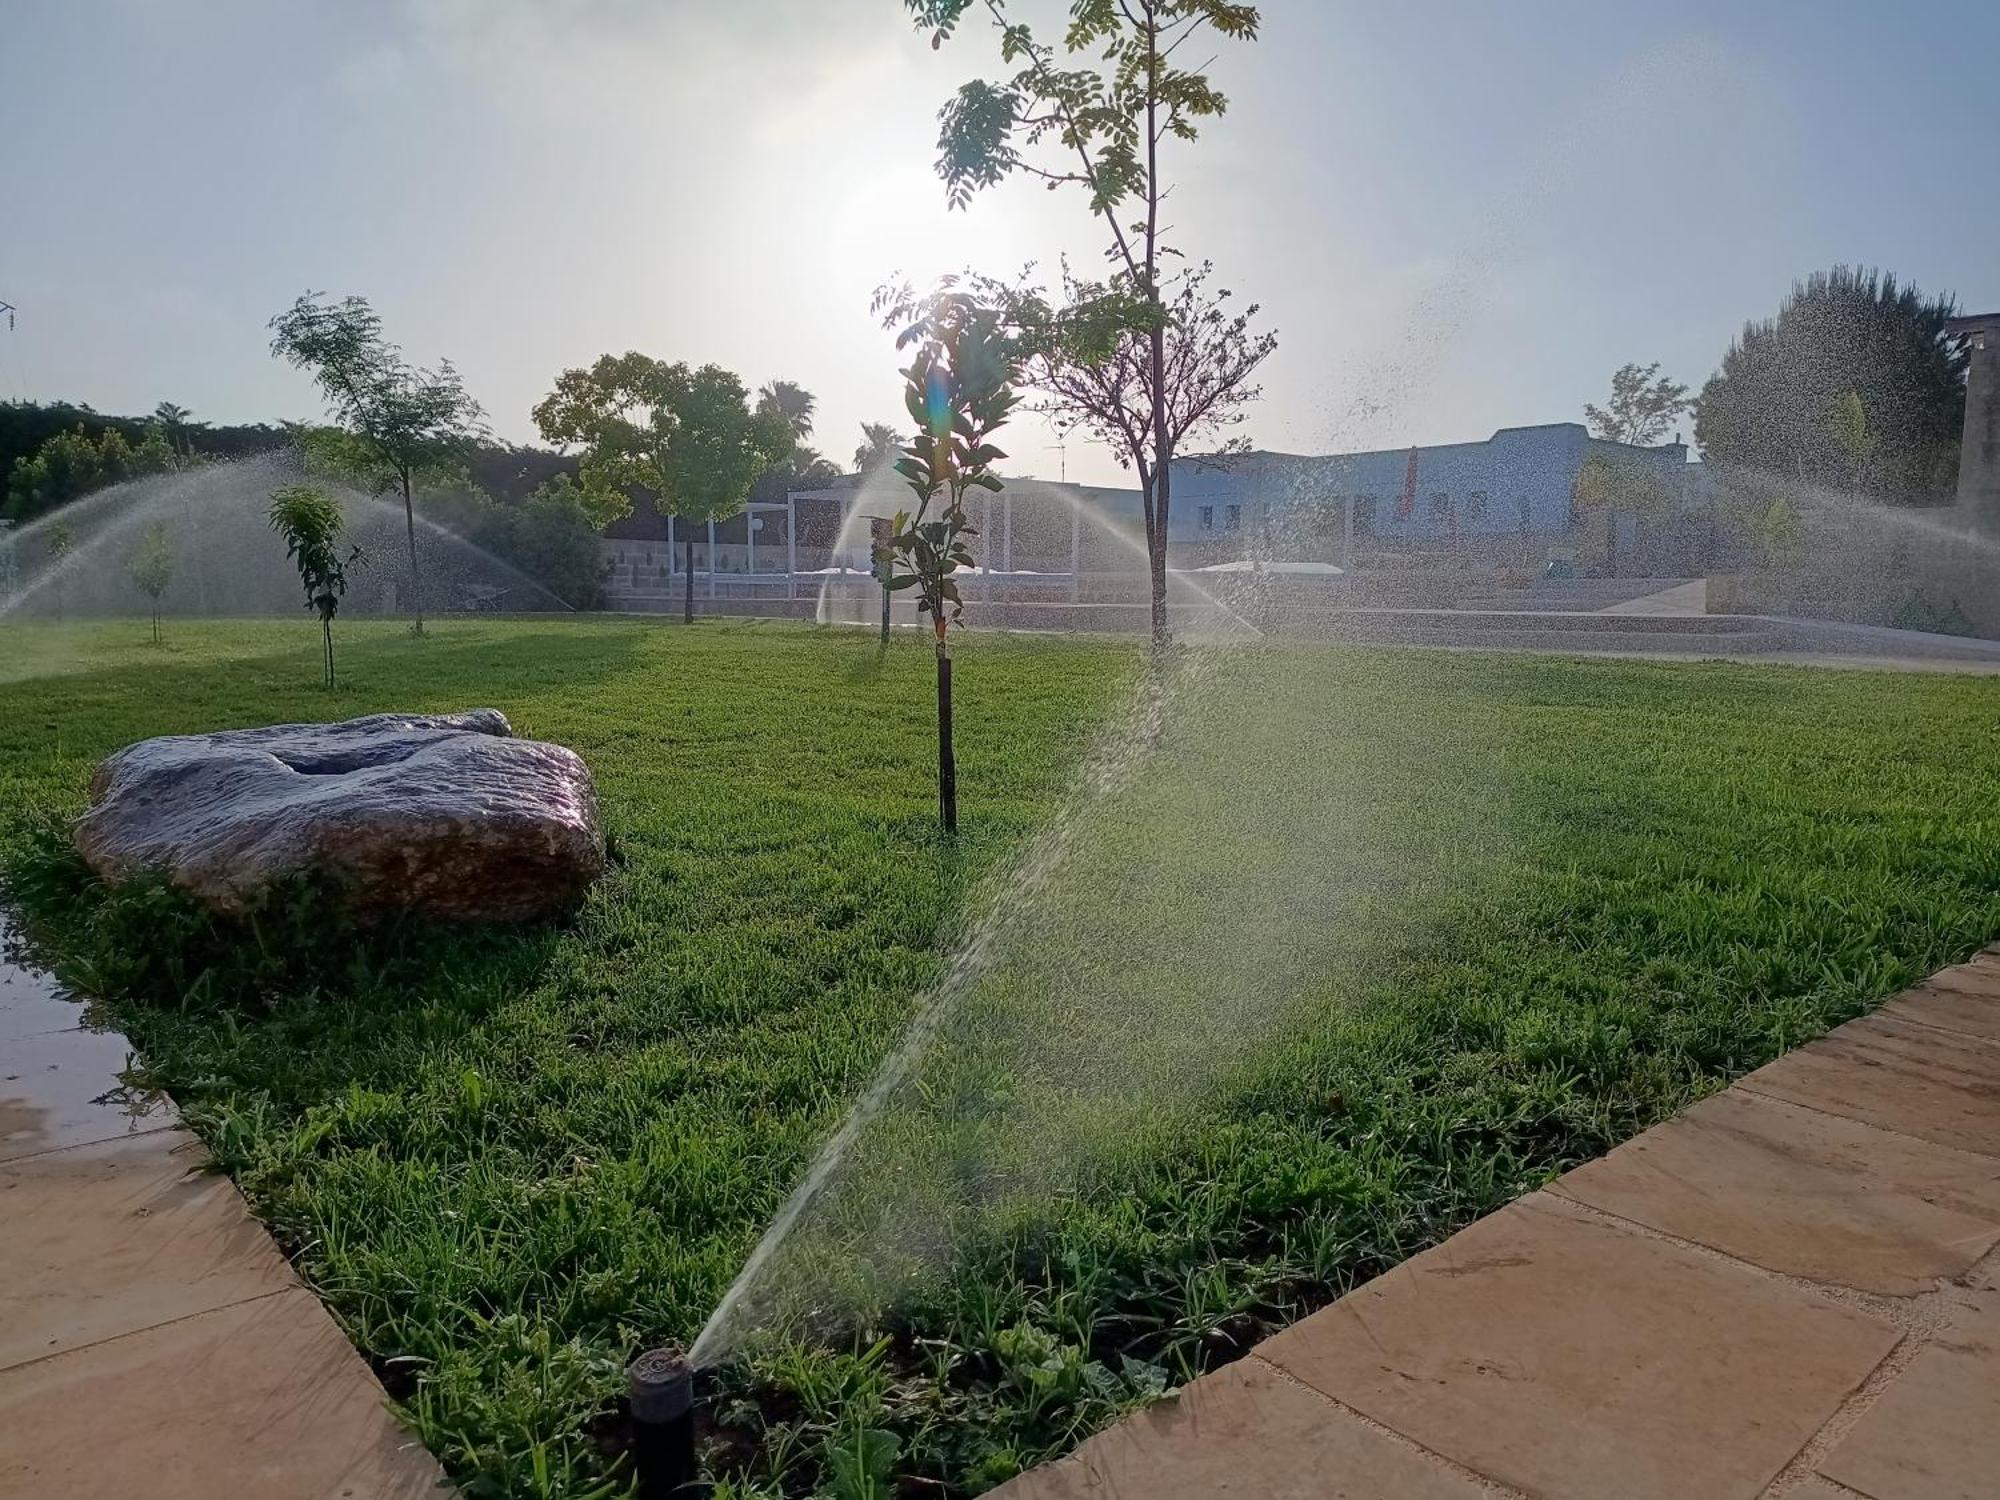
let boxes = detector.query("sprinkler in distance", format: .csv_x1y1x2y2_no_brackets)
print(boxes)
627,1346,701,1497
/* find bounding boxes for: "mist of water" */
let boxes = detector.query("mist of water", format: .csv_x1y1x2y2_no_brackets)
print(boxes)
690,640,1510,1368
0,453,575,628
810,467,1260,641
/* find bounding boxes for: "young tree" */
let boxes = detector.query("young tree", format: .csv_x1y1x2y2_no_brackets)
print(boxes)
1585,362,1690,446
533,356,792,624
126,520,174,644
44,520,73,621
269,293,486,633
1696,266,1966,501
876,288,1020,834
268,485,361,688
910,0,1262,645
1571,451,1671,579
853,422,903,473
990,259,1274,544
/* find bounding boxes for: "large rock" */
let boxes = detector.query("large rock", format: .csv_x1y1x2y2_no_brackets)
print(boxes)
73,709,605,922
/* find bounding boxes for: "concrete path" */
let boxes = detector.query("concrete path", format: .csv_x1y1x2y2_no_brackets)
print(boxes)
0,913,448,1499
1000,949,2000,1500
1598,579,1710,616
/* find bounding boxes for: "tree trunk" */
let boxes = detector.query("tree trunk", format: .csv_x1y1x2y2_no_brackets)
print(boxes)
1143,4,1171,652
401,470,426,634
683,536,696,625
935,629,957,835
323,619,336,689
880,581,892,645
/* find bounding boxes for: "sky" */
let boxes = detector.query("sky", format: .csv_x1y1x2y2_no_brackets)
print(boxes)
3,0,1996,488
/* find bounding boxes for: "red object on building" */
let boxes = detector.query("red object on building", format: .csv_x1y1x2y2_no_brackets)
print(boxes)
1397,447,1419,519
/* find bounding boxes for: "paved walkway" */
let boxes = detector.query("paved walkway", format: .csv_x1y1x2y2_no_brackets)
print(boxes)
1001,949,2000,1500
0,912,447,1499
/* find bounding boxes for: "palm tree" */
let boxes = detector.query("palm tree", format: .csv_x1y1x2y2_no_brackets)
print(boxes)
853,421,901,473
756,380,816,443
151,402,200,459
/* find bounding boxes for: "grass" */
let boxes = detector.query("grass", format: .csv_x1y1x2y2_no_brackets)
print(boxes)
4,615,1999,1498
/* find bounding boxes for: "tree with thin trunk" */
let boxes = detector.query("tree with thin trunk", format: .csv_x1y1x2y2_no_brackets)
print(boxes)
947,259,1273,549
44,520,73,621
533,356,792,624
910,0,1261,646
1585,362,1690,447
875,288,1019,833
126,520,174,645
268,485,361,689
269,293,486,635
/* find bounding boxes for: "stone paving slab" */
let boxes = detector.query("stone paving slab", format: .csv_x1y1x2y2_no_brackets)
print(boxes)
1879,972,2000,1041
0,1128,293,1369
1001,1355,1491,1499
0,911,447,1499
0,1289,441,1500
1815,1280,2000,1499
999,944,2000,1500
1254,1192,1899,1500
1738,1011,2000,1156
1551,1085,2000,1294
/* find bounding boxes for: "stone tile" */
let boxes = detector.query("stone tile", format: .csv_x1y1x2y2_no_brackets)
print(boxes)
1817,1282,2000,1499
0,1024,175,1164
0,1130,295,1370
0,1289,447,1499
993,1355,1486,1500
1256,1193,1900,1500
1738,1014,2000,1158
1878,978,2000,1042
1551,1087,2000,1294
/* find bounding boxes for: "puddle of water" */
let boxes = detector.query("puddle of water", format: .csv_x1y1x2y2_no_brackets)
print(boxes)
0,907,173,1163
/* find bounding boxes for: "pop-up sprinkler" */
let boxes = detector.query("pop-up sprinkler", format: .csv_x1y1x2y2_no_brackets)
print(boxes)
627,1347,700,1497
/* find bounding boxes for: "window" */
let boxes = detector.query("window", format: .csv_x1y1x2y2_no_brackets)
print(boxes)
1199,505,1214,530
1428,493,1452,523
1517,495,1532,532
1224,503,1241,531
1464,491,1488,524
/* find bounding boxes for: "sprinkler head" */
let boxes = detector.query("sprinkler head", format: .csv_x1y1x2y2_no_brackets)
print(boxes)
627,1346,700,1497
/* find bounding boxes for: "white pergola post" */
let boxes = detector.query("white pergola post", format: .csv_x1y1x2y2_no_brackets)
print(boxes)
747,512,757,577
708,518,717,597
667,514,676,577
1003,492,1014,572
981,495,993,572
786,496,798,603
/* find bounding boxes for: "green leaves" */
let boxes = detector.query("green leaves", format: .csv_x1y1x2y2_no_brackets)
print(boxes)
532,357,793,536
873,287,1020,639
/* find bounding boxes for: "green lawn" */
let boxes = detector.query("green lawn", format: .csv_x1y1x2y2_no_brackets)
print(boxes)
4,616,1998,1499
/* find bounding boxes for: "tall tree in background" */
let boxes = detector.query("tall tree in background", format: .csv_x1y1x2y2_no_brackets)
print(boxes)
750,379,842,501
1585,363,1690,446
269,293,487,633
150,402,203,461
910,0,1261,646
875,288,1019,833
1695,266,1967,501
534,356,792,624
853,422,903,473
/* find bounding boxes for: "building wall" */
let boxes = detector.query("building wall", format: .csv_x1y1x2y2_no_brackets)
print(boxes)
1162,425,1688,553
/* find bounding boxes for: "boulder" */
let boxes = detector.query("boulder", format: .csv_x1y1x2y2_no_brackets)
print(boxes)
73,709,605,922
